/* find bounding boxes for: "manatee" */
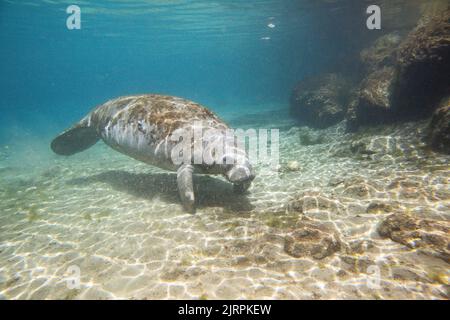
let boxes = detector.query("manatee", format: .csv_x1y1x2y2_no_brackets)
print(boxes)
51,94,255,212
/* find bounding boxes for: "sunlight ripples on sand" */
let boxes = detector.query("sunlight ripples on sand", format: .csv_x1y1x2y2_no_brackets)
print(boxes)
0,114,448,299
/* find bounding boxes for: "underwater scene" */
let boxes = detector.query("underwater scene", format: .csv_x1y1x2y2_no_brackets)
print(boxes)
0,0,449,300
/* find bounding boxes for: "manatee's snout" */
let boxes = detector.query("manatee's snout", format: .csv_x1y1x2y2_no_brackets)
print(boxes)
226,162,255,194
222,149,255,193
226,164,255,183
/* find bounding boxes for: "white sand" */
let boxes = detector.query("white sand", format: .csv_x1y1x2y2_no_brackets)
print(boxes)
0,115,448,300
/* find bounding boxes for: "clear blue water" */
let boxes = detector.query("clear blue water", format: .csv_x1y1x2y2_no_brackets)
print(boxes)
0,0,343,140
1,0,448,300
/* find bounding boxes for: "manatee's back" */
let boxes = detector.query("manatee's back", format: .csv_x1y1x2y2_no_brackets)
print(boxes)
91,95,228,142
51,94,228,156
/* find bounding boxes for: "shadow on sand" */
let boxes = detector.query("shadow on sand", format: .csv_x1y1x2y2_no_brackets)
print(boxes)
67,170,254,212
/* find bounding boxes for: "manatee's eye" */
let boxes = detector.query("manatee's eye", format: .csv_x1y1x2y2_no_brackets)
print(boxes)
220,155,235,172
222,155,235,165
137,121,146,134
226,164,254,184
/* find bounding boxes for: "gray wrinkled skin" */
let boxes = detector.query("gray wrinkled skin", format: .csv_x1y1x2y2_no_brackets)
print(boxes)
51,94,255,212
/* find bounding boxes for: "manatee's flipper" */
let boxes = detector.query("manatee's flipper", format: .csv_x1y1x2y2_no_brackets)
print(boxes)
51,122,99,156
233,180,252,194
177,164,195,213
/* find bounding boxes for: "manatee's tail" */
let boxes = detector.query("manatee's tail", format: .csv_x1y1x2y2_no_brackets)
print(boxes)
51,121,99,156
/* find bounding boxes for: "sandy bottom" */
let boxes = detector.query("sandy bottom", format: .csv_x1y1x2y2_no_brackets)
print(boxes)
0,113,449,300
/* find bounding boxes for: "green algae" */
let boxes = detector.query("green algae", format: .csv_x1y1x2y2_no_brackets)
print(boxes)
26,205,40,222
263,213,299,229
96,209,112,219
223,220,242,230
427,269,449,285
64,289,81,300
299,133,326,146
180,256,194,266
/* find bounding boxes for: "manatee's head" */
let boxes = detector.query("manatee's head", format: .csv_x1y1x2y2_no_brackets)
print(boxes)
200,128,255,192
223,153,255,193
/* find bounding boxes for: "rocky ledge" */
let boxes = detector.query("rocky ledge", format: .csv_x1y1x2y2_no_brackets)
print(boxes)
378,213,450,263
290,7,450,154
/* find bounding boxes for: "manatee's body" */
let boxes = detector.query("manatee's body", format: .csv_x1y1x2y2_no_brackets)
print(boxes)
51,94,255,212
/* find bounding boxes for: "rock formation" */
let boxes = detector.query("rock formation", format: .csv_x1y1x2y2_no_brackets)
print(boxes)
291,7,450,139
378,213,450,263
394,8,450,119
290,74,351,129
284,223,341,259
427,97,450,154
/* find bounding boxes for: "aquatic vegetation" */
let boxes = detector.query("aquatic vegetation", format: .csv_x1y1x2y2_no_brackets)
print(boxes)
64,289,81,300
427,269,449,285
96,209,111,219
395,8,450,118
223,220,242,230
264,213,299,229
422,164,450,173
427,97,450,154
284,223,341,259
360,33,402,73
26,205,40,222
299,132,326,146
355,67,397,126
371,292,383,300
378,213,450,263
180,257,192,266
366,201,398,214
290,73,351,129
198,293,208,300
40,166,63,179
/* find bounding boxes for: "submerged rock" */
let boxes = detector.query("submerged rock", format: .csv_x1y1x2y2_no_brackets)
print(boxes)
290,74,351,129
298,130,327,146
345,239,376,255
355,67,398,126
366,201,400,214
350,135,398,157
286,161,301,172
284,223,341,259
41,166,63,178
360,33,402,73
331,132,403,160
427,97,450,154
346,32,402,130
288,191,345,216
395,8,450,119
378,213,450,263
345,92,361,132
346,9,449,130
342,183,371,199
340,255,375,274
